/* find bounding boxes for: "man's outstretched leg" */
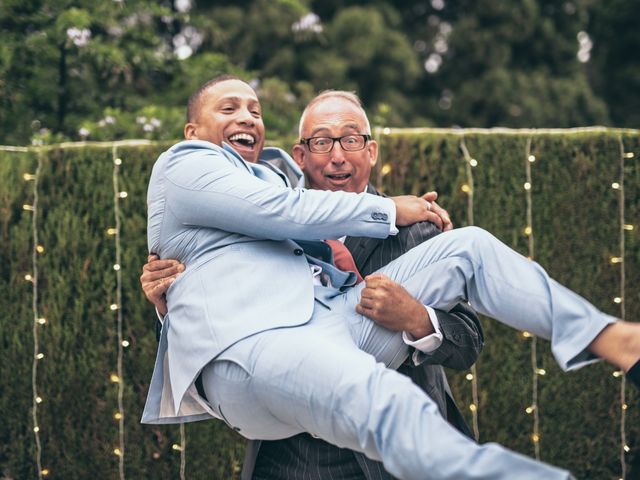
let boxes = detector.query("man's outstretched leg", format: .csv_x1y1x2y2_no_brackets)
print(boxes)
201,305,573,480
342,226,639,374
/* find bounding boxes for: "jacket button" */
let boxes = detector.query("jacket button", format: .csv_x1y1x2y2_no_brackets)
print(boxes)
293,248,304,256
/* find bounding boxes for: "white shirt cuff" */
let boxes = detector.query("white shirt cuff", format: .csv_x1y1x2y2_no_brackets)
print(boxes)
402,306,443,363
156,307,165,325
381,197,399,235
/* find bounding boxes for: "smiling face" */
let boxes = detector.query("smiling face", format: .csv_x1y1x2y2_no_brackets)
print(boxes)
292,97,378,193
184,79,265,163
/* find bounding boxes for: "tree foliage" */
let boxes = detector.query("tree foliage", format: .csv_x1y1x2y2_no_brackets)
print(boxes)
0,0,638,145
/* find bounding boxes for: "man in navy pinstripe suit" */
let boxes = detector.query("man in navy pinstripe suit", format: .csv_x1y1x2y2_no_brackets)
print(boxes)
244,90,483,480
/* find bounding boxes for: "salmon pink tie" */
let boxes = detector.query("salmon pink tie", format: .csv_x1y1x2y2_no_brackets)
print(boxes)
325,239,364,284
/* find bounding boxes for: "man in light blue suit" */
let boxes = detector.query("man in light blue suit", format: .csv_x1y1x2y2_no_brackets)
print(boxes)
142,75,640,480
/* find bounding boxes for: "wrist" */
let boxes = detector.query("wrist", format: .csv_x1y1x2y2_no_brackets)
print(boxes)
407,303,434,339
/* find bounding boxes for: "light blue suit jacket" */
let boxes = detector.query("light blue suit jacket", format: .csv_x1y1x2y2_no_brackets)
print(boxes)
142,140,396,424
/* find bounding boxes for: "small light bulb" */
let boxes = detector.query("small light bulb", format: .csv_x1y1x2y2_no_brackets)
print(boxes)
469,158,478,167
524,226,532,236
380,164,392,176
536,368,546,376
528,155,536,163
107,228,117,236
613,297,622,304
36,353,44,360
118,191,128,198
41,468,49,476
622,404,628,410
34,426,40,433
114,448,122,456
23,204,35,211
525,406,534,414
110,304,118,311
465,373,474,381
623,152,634,159
114,158,122,166
36,245,45,253
469,404,477,412
114,412,123,420
25,274,33,282
612,182,620,190
152,452,161,459
110,373,120,383
532,434,540,443
624,444,630,452
461,184,471,193
172,444,183,451
522,331,532,338
383,127,391,135
23,173,36,181
610,257,623,264
613,371,623,378
37,317,47,325
523,182,531,191
623,224,634,231
113,264,121,271
36,396,43,403
122,340,130,347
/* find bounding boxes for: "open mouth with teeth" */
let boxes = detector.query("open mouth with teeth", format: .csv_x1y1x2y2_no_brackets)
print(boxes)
326,173,352,181
228,132,257,151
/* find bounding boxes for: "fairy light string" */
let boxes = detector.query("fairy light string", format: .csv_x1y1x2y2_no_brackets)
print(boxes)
24,152,48,479
111,146,126,479
523,138,541,460
459,136,480,441
180,424,187,480
614,136,632,480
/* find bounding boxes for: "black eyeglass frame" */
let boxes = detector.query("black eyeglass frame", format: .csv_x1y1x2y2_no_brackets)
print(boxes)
299,134,372,153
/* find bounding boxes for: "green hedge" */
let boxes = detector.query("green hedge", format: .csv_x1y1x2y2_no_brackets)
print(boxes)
0,130,638,479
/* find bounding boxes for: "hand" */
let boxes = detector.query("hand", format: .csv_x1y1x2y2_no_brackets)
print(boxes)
391,195,434,227
356,273,434,339
422,191,453,231
140,254,184,317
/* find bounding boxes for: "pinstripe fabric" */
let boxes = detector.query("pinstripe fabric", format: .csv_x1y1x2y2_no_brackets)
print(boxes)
242,185,483,480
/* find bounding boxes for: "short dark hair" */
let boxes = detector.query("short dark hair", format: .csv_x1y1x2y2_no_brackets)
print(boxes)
186,75,249,122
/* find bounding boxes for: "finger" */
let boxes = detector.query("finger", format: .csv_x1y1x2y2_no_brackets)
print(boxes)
364,275,382,289
358,296,378,310
359,288,376,302
430,202,452,230
421,191,438,202
143,264,184,280
147,254,159,262
142,272,177,296
424,211,444,230
364,273,388,286
144,259,182,272
152,277,175,299
355,303,368,316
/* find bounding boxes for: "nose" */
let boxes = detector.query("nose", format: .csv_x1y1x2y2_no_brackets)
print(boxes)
330,140,347,164
236,107,255,126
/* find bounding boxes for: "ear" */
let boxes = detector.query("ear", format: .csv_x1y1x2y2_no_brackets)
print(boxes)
291,143,306,171
184,122,197,140
367,138,379,167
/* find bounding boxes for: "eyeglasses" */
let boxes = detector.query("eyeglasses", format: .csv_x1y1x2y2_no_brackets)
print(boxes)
299,134,371,154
